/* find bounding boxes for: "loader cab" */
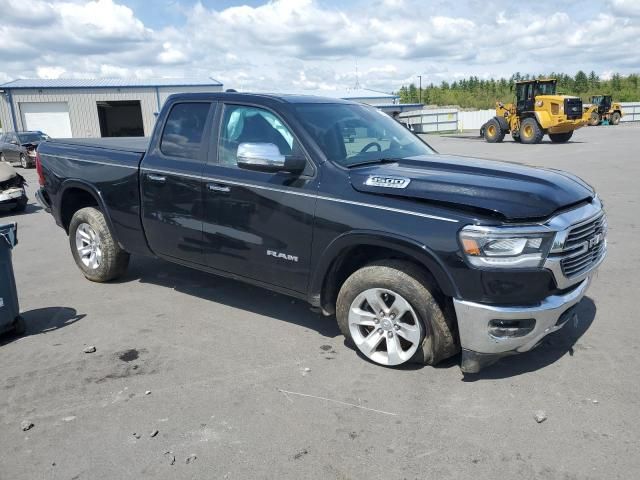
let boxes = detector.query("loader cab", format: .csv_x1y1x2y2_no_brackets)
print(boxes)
515,79,557,113
591,95,612,114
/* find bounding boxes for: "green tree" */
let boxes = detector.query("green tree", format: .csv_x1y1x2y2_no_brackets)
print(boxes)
574,70,588,94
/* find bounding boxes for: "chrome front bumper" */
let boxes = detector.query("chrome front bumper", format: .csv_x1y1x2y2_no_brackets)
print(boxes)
454,277,591,373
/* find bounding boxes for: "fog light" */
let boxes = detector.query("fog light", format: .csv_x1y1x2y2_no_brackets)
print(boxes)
488,318,536,338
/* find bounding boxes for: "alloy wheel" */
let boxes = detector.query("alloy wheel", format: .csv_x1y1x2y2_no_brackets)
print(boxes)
75,223,102,270
348,288,423,366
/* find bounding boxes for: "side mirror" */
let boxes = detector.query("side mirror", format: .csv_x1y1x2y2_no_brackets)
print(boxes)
237,142,305,174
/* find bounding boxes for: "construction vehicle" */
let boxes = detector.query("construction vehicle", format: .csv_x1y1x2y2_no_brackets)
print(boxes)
481,79,588,144
585,95,623,126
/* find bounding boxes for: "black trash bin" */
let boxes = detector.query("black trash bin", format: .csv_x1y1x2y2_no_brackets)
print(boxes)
0,223,24,336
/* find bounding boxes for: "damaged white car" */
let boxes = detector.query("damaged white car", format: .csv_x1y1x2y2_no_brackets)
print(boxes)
0,162,27,213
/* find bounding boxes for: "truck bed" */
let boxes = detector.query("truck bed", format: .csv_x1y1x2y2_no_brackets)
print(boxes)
45,137,149,153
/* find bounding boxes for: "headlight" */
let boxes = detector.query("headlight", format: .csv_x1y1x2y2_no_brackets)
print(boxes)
459,225,554,269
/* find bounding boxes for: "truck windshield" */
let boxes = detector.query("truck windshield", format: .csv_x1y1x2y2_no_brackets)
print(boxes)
536,82,556,95
295,103,434,167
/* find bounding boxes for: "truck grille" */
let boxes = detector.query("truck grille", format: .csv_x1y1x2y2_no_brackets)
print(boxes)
564,98,583,119
560,213,607,278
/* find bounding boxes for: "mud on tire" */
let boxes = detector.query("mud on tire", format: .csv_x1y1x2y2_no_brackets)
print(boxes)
336,260,458,366
68,207,130,282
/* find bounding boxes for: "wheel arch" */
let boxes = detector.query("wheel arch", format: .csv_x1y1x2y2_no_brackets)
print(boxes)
58,180,117,240
309,231,459,315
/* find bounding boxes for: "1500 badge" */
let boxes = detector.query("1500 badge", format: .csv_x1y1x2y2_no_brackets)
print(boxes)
364,176,411,189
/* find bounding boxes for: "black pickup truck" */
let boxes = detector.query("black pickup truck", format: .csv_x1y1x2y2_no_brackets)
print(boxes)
36,93,607,372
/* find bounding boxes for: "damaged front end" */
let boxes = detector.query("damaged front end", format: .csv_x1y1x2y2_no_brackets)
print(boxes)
0,162,28,213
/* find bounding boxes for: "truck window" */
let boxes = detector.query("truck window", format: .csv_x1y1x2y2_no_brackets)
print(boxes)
160,103,210,159
218,105,299,168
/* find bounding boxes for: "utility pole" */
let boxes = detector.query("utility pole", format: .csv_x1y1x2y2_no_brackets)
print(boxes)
417,75,422,104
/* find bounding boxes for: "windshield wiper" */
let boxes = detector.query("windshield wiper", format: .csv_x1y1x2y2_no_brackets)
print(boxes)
345,158,401,168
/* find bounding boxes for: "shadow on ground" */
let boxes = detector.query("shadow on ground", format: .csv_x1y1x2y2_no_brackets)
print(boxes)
122,256,341,339
460,297,597,381
0,307,85,346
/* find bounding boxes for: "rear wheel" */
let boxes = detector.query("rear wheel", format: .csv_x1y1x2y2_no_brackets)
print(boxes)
610,112,621,125
68,207,130,282
336,260,458,367
588,111,601,126
483,118,505,143
519,118,544,144
549,131,574,143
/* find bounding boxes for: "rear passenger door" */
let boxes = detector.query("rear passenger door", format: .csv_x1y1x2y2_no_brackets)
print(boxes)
140,101,214,265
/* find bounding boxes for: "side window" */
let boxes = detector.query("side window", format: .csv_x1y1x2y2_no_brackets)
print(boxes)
218,105,299,168
160,103,210,160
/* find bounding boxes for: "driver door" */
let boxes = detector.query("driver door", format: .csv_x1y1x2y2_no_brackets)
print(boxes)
202,103,318,293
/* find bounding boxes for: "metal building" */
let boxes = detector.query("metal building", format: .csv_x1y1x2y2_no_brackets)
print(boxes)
0,78,223,138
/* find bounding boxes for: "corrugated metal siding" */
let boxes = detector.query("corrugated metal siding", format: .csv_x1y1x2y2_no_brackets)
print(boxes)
0,85,223,137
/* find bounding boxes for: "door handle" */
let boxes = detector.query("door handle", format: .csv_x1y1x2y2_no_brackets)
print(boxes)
146,173,166,182
207,183,230,193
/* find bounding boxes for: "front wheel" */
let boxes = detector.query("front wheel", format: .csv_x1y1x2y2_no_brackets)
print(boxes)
68,207,130,282
610,112,621,125
519,117,544,144
549,131,574,143
588,111,600,126
12,196,27,212
336,260,458,367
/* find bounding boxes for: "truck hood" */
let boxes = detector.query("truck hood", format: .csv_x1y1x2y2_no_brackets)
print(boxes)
348,154,594,221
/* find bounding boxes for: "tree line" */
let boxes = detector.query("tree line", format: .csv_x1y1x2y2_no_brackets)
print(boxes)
396,71,640,109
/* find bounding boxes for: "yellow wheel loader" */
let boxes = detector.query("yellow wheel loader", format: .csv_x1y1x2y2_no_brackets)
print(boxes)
585,95,623,126
481,79,587,144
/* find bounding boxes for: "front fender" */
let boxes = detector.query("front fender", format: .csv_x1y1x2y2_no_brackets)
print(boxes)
308,230,459,303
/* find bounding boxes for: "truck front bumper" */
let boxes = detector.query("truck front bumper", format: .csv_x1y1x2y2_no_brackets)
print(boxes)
454,277,591,373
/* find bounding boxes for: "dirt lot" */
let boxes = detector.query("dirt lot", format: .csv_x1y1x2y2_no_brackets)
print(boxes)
1,124,638,479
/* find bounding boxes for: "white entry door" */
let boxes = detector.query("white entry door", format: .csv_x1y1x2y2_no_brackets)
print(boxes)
20,102,73,138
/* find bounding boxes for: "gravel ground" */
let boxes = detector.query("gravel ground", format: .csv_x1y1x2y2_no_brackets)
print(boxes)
1,123,638,479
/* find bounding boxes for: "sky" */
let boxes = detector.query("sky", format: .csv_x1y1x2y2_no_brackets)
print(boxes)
0,0,639,92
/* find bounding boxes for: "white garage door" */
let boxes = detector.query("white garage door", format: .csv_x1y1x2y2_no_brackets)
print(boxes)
20,102,73,138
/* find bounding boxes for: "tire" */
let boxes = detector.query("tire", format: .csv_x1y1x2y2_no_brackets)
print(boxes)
483,118,505,143
336,260,458,367
549,131,573,143
12,197,27,212
20,154,28,168
519,117,544,144
588,111,600,126
610,112,621,125
68,207,129,282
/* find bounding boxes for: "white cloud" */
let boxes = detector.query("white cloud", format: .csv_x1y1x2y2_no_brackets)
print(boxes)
37,66,66,78
0,0,638,92
610,0,640,17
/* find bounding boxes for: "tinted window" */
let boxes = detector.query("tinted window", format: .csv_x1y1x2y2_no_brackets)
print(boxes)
17,132,48,143
218,105,300,168
295,103,434,166
160,103,210,159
